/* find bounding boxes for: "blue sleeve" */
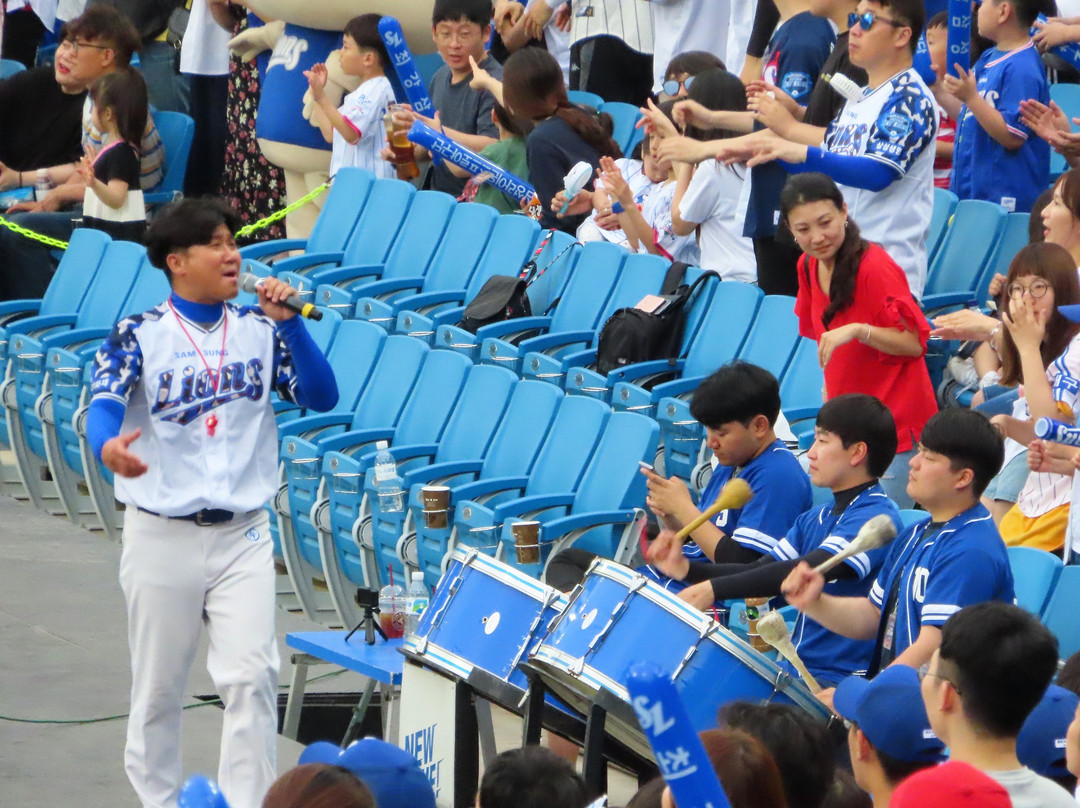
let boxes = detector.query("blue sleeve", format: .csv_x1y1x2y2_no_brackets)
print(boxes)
89,317,143,406
273,316,339,411
785,147,900,191
861,82,936,173
995,57,1047,141
87,397,125,462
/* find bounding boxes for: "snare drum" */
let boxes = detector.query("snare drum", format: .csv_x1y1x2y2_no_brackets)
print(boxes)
403,547,568,706
527,559,831,756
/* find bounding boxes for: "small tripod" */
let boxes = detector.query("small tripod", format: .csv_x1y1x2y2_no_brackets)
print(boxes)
345,588,388,646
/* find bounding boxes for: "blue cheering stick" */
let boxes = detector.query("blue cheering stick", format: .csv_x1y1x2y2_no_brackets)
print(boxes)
624,663,731,808
378,16,436,116
1035,417,1080,446
407,120,542,215
947,0,971,77
913,32,938,86
1033,15,1080,71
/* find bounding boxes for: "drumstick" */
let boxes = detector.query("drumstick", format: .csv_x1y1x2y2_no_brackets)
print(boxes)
756,610,821,693
674,478,753,542
813,514,897,576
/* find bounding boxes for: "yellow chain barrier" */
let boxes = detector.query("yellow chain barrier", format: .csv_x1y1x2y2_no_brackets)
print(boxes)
0,179,332,249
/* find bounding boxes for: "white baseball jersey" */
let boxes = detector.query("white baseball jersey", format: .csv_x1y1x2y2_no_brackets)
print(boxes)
90,301,301,515
564,0,654,54
649,0,728,91
332,75,396,179
823,67,938,299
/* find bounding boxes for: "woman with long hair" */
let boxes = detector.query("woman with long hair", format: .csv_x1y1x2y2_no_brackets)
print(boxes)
991,242,1080,552
501,47,620,232
780,172,937,508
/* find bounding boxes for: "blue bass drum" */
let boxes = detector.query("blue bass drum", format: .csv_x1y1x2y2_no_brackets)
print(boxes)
527,558,831,756
403,547,568,706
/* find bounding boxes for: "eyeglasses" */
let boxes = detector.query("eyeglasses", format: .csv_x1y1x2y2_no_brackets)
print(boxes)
848,11,907,31
59,38,112,55
434,27,484,44
918,662,962,694
662,75,695,97
1007,279,1051,299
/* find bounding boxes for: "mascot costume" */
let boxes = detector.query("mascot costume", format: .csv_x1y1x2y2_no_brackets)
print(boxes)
231,1,435,237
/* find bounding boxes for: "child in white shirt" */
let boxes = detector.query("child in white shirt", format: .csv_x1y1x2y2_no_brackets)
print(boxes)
305,14,396,179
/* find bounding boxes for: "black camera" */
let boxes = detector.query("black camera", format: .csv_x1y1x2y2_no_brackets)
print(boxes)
355,587,379,609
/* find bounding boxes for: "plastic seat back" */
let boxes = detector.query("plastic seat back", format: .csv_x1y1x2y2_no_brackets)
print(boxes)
524,395,610,496
145,111,194,198
420,202,499,293
479,380,564,479
525,230,580,315
683,281,763,377
300,307,342,354
433,365,518,461
348,335,428,430
118,257,173,315
1007,546,1063,615
927,187,958,264
1041,564,1080,658
337,178,417,266
780,337,825,422
39,228,111,314
587,252,670,346
925,200,1006,297
73,241,150,329
0,59,25,78
568,90,605,109
601,101,644,154
973,212,1030,306
898,509,928,529
737,295,800,379
375,190,456,282
305,168,376,254
390,349,473,446
461,215,541,298
1051,82,1080,123
321,320,388,415
546,241,625,333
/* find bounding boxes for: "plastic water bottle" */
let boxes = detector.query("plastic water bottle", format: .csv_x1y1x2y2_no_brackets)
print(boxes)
373,440,403,513
405,572,429,636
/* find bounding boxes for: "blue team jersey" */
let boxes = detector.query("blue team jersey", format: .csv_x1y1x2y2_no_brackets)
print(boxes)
869,504,1014,660
770,484,900,686
950,41,1049,212
256,25,342,151
745,12,835,238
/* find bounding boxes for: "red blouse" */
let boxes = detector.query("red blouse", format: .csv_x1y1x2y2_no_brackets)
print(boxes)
795,243,938,452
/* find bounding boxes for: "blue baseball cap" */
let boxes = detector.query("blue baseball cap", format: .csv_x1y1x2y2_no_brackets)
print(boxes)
299,738,437,808
1018,684,1079,778
833,665,947,763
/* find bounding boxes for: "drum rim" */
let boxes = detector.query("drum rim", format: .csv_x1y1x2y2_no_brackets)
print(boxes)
447,546,558,600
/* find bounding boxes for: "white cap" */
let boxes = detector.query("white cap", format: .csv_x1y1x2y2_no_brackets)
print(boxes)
376,440,389,450
411,572,424,582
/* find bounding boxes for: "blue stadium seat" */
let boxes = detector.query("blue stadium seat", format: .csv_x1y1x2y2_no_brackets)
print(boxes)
240,168,375,267
921,200,1006,310
351,202,499,328
898,509,928,528
601,101,645,155
1041,564,1080,660
393,214,540,342
143,111,195,207
1007,546,1062,616
927,187,958,265
779,337,825,442
498,411,660,579
612,281,763,417
389,379,564,590
0,58,25,78
568,90,605,109
521,253,670,384
970,212,1030,308
474,240,623,371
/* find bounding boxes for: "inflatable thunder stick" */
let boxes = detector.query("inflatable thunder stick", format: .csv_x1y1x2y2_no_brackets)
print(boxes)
1035,417,1080,447
624,664,732,808
947,0,971,76
407,120,541,207
378,16,435,116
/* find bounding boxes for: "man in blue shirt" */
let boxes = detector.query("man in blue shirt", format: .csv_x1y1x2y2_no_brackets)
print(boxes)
782,408,1014,690
651,394,901,685
641,361,812,594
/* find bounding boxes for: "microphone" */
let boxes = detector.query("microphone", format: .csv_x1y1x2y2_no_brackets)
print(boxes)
1035,417,1080,447
239,272,323,321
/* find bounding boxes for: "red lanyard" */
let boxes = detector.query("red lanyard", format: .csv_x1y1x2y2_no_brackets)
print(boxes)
168,299,228,435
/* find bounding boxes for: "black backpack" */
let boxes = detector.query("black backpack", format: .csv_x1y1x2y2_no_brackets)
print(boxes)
594,263,718,376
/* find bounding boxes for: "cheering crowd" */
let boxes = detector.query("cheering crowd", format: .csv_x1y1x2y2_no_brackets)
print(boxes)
5,0,1080,805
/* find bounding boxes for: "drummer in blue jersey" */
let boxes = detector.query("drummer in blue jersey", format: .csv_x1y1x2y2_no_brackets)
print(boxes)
650,394,902,687
641,361,813,591
782,408,1015,699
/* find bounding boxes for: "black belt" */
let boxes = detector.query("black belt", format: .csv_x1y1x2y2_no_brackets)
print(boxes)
137,507,235,526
